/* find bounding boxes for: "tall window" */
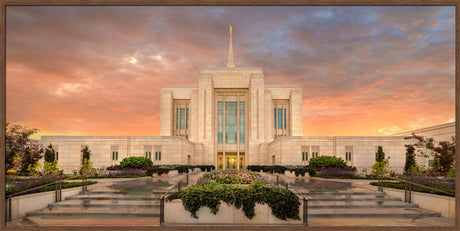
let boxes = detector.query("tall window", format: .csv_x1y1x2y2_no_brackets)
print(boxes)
111,145,119,161
273,100,289,140
301,145,309,162
144,145,152,160
218,102,223,143
239,102,245,143
225,102,237,143
174,100,190,139
154,146,162,162
345,145,353,163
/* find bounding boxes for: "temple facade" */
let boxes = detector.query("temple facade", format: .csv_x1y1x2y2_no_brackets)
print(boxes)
40,26,448,174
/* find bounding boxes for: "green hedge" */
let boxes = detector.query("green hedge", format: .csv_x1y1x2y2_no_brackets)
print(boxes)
247,165,315,177
145,165,216,176
119,157,153,169
168,182,300,220
308,156,346,168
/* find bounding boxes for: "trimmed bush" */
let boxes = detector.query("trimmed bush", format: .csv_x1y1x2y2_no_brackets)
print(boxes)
119,157,153,169
168,171,300,220
308,156,346,168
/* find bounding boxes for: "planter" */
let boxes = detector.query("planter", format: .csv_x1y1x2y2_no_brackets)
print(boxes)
165,200,303,225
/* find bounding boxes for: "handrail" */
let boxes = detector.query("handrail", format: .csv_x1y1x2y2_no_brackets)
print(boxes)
385,175,455,197
159,183,178,226
292,188,308,227
7,174,83,198
5,174,88,222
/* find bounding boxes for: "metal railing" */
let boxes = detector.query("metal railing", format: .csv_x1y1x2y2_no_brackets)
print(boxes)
377,175,455,203
159,183,178,226
292,188,308,226
5,174,87,221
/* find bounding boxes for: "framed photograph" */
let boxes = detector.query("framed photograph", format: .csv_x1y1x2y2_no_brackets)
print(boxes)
1,1,458,230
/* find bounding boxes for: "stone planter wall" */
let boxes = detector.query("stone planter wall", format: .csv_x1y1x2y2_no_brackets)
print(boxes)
165,200,303,225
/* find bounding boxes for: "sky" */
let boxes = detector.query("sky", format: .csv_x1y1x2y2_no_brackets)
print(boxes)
5,6,455,139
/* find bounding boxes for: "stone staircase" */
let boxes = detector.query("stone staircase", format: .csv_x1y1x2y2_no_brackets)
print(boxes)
25,184,171,219
302,190,441,219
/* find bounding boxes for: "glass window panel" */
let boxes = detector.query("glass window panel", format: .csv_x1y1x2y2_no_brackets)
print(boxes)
225,102,237,144
278,108,283,129
176,108,179,129
159,152,161,160
180,108,185,129
218,102,223,143
239,102,245,143
186,108,189,129
284,108,286,129
274,108,276,129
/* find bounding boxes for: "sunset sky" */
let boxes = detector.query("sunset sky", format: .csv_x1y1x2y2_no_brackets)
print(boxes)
6,6,455,139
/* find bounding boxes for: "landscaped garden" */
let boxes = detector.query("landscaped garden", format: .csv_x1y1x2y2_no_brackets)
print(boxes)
167,170,300,220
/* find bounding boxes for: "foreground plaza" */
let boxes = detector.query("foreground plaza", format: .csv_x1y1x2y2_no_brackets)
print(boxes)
39,26,454,174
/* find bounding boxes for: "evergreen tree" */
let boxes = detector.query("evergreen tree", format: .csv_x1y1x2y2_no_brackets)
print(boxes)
81,146,91,164
404,145,416,173
375,146,385,162
44,144,56,163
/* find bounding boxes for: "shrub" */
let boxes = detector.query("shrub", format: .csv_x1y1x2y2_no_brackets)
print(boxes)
247,165,263,172
175,165,189,174
119,157,153,169
106,165,122,170
446,166,455,178
168,173,299,220
145,166,172,176
273,165,287,174
308,156,346,168
197,165,215,172
44,144,56,163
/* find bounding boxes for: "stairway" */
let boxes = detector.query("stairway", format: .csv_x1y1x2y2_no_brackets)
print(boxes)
302,190,441,219
14,178,183,227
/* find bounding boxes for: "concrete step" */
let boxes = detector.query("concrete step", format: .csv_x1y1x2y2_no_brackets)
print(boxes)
81,191,167,195
52,199,160,206
308,200,415,207
307,197,400,202
66,195,159,201
308,207,441,218
49,203,160,209
305,191,386,196
27,207,160,217
305,194,390,200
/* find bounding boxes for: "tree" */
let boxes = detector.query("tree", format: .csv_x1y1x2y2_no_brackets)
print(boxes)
5,122,43,171
21,146,43,173
81,145,91,163
404,145,417,173
405,133,455,173
375,146,385,162
44,144,56,163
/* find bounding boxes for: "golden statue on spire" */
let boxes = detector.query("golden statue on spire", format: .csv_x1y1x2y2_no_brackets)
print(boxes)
227,23,235,68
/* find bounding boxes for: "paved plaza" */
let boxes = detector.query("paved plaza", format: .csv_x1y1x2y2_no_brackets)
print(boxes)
7,172,455,228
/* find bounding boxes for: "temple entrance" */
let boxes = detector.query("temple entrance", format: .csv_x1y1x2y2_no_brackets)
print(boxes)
217,153,245,170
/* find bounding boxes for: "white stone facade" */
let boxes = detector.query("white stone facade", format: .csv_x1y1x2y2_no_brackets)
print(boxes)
38,27,440,174
40,66,416,174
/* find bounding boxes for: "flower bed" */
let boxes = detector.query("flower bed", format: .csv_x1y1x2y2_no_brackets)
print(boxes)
167,171,300,221
315,167,357,178
6,174,97,196
370,174,455,197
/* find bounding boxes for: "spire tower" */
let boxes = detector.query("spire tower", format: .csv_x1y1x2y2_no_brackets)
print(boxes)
227,24,235,68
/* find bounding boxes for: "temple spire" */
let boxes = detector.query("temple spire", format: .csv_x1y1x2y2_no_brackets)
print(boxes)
227,24,235,68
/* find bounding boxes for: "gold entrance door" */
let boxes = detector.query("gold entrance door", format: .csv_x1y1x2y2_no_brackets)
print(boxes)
226,154,237,170
218,153,223,170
